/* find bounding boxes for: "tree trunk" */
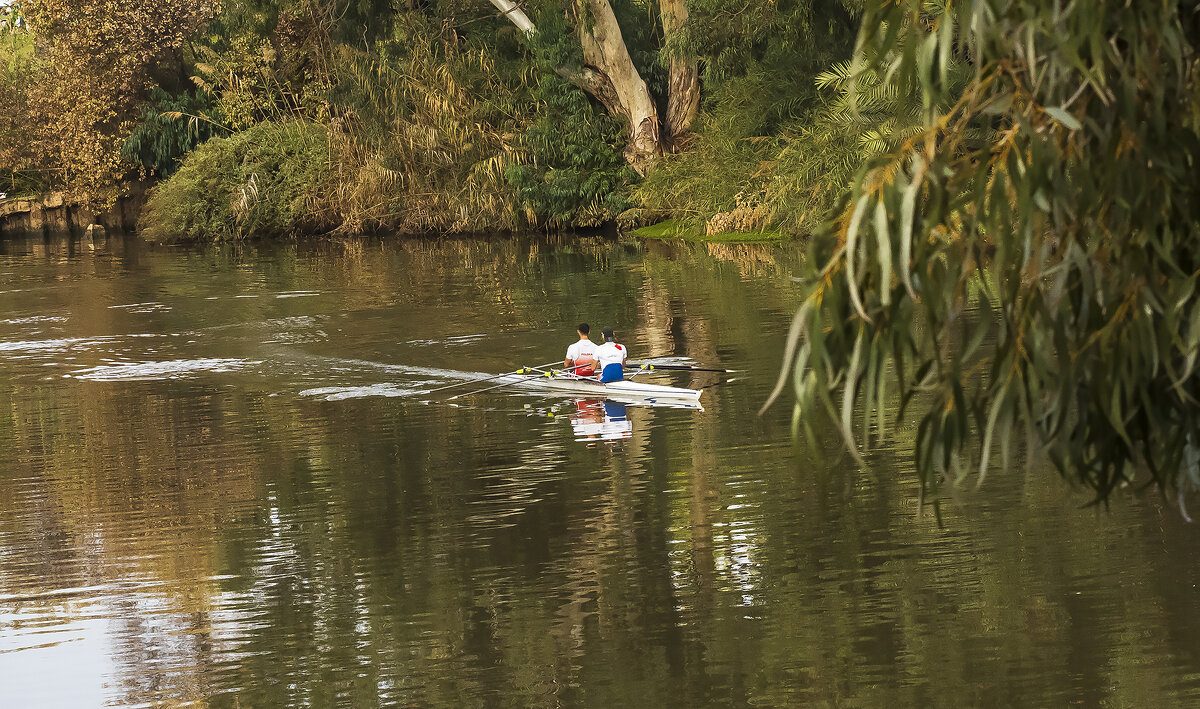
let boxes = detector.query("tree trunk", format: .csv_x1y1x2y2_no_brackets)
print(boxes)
658,0,699,148
574,0,660,173
490,0,664,173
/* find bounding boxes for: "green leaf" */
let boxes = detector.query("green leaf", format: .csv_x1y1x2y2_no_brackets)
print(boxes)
874,199,893,306
1044,106,1082,131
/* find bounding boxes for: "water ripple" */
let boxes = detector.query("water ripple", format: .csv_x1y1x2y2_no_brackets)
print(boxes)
69,358,259,382
298,383,429,400
107,303,171,313
0,316,68,326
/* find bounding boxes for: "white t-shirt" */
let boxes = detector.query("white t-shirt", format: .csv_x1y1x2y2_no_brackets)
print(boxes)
594,341,627,371
566,339,598,364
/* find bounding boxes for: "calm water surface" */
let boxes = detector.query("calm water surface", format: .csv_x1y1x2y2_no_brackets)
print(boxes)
1,233,1199,707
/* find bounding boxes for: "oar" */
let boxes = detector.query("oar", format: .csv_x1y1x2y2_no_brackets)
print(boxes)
422,360,559,396
624,363,651,380
449,363,589,400
629,362,737,373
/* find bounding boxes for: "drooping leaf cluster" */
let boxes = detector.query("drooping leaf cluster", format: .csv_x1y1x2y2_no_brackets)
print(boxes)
121,87,223,177
769,0,1200,508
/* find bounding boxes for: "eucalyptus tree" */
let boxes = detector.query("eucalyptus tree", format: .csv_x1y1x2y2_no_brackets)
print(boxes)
766,1,1200,507
489,0,697,172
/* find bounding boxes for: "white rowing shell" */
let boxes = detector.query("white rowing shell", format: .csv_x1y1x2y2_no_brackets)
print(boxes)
494,373,703,401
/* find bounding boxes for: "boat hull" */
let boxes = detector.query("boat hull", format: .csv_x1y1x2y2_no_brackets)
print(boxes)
495,373,703,403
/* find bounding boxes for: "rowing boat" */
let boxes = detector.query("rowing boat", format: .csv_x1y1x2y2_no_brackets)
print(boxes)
493,371,703,404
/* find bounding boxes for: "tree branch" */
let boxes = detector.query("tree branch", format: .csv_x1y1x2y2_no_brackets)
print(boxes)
487,0,535,36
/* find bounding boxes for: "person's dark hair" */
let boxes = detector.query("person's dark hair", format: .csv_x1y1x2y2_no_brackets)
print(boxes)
578,323,590,335
602,327,615,342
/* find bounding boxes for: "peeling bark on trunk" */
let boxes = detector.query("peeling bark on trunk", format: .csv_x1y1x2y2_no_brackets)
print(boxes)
490,0,665,173
574,0,660,173
659,0,699,148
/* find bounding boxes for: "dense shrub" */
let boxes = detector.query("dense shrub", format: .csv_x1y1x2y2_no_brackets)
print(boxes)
633,0,860,236
504,70,635,226
139,121,331,242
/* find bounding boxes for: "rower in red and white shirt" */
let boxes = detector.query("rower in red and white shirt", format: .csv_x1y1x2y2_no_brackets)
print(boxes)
594,327,627,382
564,323,598,377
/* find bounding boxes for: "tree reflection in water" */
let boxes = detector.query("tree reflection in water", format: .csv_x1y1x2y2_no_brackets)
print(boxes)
1,234,1199,707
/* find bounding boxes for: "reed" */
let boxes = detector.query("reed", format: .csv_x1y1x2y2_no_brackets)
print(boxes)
322,18,530,234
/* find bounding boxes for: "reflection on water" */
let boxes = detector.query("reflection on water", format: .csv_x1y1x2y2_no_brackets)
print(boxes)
570,399,633,443
1,233,1200,707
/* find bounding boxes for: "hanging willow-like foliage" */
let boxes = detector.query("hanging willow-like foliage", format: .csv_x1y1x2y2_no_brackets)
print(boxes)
765,0,1200,509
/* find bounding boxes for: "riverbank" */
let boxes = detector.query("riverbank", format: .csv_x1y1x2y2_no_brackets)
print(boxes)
0,191,789,247
0,185,149,239
0,4,860,247
0,192,791,246
129,120,813,245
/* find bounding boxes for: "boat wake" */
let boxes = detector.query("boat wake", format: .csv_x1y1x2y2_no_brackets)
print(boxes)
70,358,260,382
298,383,430,401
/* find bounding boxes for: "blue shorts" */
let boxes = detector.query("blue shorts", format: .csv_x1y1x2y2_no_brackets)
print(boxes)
603,400,627,419
599,363,624,383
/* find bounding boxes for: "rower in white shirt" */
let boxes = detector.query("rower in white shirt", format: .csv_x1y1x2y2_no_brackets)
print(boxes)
594,327,627,382
564,323,598,377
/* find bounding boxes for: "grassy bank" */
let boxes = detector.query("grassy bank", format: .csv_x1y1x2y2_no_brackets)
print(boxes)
632,219,788,244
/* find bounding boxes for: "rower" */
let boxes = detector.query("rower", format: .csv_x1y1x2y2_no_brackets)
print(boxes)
594,327,627,383
564,322,598,377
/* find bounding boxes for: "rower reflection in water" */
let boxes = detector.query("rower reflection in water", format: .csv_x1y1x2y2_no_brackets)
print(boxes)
570,399,631,444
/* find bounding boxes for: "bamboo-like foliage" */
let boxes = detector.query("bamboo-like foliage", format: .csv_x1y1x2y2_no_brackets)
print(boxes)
815,47,972,156
766,0,1200,508
325,19,529,233
121,87,225,177
191,4,335,132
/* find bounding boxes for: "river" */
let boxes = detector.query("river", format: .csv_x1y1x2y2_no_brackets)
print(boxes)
1,233,1199,707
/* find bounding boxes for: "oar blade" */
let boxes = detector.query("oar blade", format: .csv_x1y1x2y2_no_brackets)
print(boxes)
640,364,737,373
